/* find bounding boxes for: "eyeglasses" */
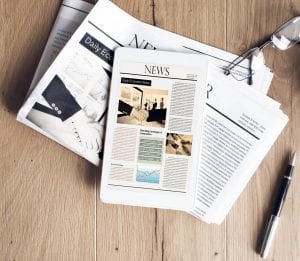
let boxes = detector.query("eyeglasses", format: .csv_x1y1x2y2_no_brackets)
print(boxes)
224,16,300,85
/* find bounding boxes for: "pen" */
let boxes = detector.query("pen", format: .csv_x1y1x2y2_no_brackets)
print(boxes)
260,151,297,259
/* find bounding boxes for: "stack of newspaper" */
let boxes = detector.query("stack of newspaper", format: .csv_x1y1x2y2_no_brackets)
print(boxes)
17,0,288,224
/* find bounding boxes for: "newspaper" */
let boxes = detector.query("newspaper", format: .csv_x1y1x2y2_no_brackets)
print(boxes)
17,0,273,165
27,0,94,97
191,66,288,223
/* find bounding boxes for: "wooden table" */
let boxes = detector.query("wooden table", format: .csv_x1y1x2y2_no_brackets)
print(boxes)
1,1,300,260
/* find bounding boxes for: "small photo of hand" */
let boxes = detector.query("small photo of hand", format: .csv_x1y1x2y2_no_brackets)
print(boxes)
165,133,192,156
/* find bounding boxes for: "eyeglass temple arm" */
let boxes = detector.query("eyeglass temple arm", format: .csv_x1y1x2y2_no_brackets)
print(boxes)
224,48,256,75
224,39,272,75
258,39,272,50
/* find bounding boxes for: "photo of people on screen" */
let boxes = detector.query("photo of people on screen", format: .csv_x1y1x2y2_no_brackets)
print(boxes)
165,133,192,156
117,85,168,128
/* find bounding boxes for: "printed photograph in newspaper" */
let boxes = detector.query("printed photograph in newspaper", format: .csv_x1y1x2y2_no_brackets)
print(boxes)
117,85,168,128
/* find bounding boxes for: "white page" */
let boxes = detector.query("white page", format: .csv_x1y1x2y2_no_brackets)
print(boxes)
101,47,207,211
190,67,288,223
208,65,281,110
17,0,274,165
27,0,94,96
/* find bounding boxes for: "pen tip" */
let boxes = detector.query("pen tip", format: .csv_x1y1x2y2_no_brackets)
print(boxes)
290,151,297,166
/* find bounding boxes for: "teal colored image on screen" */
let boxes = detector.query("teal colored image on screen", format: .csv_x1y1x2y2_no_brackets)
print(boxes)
136,167,160,183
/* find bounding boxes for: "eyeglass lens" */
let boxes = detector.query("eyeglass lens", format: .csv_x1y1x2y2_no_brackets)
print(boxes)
271,16,300,50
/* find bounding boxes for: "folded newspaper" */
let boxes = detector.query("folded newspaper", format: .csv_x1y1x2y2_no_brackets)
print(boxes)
17,0,288,223
17,0,273,165
100,48,288,224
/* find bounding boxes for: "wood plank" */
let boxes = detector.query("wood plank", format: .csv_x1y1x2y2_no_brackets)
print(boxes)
96,1,226,260
226,0,300,260
1,0,299,260
289,3,300,261
95,3,157,261
0,1,96,260
154,1,227,260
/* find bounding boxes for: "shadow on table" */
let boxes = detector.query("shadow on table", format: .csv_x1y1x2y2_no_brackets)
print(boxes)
82,160,102,188
0,2,61,115
1,45,44,114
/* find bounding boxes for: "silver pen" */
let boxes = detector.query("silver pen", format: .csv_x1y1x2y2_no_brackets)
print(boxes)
260,152,297,258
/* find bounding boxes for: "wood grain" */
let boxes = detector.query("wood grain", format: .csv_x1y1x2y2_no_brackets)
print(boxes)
1,0,300,260
226,1,300,261
0,1,97,260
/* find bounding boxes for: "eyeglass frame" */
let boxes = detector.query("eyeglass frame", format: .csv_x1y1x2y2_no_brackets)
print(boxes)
223,16,300,85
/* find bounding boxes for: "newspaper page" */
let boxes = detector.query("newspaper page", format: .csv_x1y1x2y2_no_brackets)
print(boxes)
190,66,288,224
17,0,273,165
27,0,94,96
100,47,208,210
